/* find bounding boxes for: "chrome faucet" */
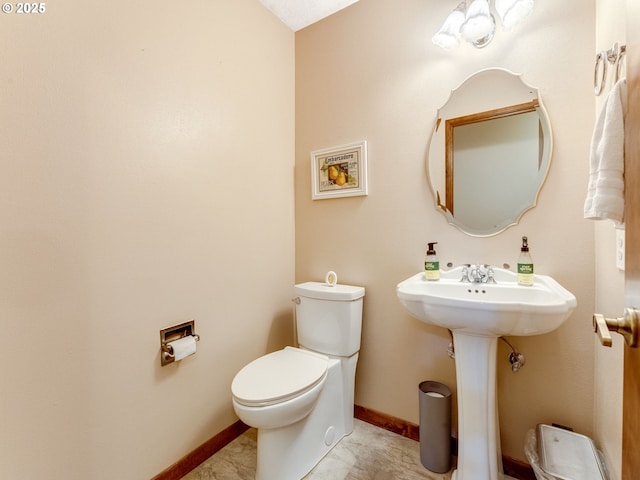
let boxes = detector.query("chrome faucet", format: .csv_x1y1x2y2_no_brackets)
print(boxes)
469,264,486,283
460,264,497,284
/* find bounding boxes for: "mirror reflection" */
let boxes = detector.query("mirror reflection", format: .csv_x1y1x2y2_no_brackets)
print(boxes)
427,69,552,236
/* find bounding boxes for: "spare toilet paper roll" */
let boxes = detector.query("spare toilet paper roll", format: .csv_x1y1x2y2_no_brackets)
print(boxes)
168,336,197,361
325,271,338,286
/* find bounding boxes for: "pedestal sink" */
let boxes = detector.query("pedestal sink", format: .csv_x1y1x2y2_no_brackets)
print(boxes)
397,266,576,480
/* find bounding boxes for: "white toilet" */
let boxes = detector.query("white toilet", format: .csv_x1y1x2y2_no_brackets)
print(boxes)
231,279,365,480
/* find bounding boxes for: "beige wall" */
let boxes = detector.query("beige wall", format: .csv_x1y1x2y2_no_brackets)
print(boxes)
296,0,596,461
593,0,626,478
0,1,294,479
1,0,622,477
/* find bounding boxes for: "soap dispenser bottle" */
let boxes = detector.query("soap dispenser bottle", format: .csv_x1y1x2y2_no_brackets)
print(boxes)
424,242,440,281
517,236,534,286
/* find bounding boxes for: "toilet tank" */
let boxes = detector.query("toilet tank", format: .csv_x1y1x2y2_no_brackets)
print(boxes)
294,281,365,357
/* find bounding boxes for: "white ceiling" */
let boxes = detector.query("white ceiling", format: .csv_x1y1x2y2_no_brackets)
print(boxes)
257,0,360,31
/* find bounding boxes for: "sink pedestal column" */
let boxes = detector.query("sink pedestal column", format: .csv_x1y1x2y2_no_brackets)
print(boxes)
451,331,504,480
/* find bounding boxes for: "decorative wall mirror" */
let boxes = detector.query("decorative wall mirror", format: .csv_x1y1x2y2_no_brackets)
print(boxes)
427,68,552,236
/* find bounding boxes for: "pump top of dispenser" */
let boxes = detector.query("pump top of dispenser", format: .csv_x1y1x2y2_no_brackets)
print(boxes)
427,242,438,255
521,236,529,252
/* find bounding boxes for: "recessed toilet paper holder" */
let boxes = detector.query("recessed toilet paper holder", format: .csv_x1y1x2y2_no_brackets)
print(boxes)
160,320,200,366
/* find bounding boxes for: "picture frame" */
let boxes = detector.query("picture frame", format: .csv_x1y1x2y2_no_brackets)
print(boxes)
310,141,368,200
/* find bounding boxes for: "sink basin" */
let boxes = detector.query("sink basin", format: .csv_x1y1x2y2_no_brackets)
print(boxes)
396,266,577,337
397,266,577,480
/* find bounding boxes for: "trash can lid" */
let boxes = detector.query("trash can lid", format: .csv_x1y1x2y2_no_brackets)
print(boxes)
419,381,451,397
536,424,607,480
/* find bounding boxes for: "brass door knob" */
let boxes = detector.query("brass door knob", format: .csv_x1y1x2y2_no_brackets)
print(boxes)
593,308,640,348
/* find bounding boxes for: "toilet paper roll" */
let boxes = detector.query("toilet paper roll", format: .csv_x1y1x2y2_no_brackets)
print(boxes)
168,336,197,361
325,271,338,286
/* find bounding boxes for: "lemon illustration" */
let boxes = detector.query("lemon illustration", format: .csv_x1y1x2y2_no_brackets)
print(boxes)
328,166,339,180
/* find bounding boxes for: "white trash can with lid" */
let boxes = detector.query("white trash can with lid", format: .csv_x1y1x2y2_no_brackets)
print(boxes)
525,424,608,480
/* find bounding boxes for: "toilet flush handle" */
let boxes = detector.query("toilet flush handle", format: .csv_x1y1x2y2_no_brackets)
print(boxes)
593,307,640,348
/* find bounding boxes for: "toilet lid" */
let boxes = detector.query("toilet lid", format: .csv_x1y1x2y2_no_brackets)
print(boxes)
232,347,328,406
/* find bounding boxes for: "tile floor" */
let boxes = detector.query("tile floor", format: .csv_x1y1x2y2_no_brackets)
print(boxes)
183,419,455,480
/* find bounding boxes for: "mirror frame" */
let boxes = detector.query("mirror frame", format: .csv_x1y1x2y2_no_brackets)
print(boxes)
428,68,552,237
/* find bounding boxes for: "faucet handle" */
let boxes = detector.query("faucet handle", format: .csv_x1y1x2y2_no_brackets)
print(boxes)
486,266,497,284
460,265,470,282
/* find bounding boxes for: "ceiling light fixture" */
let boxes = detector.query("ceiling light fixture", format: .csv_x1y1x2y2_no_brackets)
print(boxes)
432,0,534,50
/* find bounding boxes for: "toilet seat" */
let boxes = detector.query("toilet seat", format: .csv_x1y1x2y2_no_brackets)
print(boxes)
232,347,328,407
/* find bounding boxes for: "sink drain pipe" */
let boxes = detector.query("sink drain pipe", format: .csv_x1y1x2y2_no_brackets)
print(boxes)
447,330,525,372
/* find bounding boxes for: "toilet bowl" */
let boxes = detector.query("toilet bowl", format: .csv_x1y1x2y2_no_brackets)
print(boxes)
230,279,365,480
231,347,329,430
232,347,348,480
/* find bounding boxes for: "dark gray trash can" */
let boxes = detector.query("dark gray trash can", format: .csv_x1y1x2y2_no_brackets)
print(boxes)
418,381,452,473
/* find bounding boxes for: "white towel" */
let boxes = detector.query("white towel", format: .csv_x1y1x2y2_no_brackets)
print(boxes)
584,77,627,224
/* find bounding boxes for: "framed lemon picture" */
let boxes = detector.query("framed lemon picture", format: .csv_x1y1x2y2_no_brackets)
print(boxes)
310,141,368,200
